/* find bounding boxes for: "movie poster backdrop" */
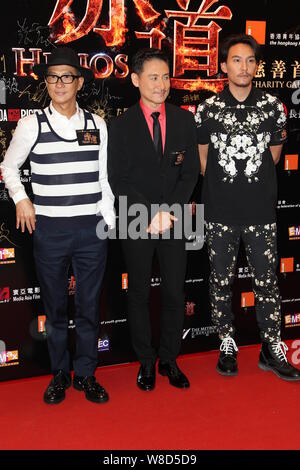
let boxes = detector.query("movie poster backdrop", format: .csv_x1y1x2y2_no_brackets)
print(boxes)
0,0,299,380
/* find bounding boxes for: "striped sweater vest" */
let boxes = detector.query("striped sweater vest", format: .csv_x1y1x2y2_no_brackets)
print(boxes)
29,108,102,230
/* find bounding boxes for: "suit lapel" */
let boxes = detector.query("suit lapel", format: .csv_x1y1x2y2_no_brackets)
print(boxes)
162,103,173,167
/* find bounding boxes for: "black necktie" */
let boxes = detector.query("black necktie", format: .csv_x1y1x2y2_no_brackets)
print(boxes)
151,112,163,161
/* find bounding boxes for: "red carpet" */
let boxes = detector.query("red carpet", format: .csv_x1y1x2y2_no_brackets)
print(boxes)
0,343,299,450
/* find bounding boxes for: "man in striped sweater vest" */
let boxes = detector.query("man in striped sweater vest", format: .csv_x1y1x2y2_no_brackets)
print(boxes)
1,47,115,404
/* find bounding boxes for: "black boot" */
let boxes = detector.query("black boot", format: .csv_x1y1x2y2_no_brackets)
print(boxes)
216,337,238,376
259,341,300,381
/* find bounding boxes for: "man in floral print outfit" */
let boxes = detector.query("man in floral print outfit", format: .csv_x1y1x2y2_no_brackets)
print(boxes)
195,34,300,381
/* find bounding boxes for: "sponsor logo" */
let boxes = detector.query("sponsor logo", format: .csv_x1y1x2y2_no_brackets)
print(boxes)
68,319,76,330
0,109,8,121
185,301,196,316
182,326,218,339
0,287,10,303
246,20,266,45
68,275,76,295
277,200,300,209
281,297,300,304
122,273,128,290
280,257,294,273
185,278,204,285
0,349,19,367
7,109,21,121
98,338,110,352
269,32,300,47
288,226,300,240
100,318,127,326
285,314,300,328
0,109,39,122
12,286,40,302
20,169,31,183
237,266,252,279
0,248,15,265
38,315,46,333
182,329,191,340
241,292,255,308
20,109,39,118
151,276,161,287
285,154,298,171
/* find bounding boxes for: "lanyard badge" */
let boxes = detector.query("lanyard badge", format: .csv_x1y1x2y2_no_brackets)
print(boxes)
76,129,100,146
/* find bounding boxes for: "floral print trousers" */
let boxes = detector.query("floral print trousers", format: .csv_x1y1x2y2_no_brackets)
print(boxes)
205,222,281,344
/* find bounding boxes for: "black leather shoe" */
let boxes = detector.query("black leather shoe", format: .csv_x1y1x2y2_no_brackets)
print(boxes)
73,375,109,403
259,341,300,381
137,363,156,391
216,337,238,376
43,370,71,405
158,361,190,388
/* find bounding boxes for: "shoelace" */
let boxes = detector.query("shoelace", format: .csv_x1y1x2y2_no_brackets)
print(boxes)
271,341,288,363
53,371,69,388
82,377,106,393
220,337,238,355
83,376,97,389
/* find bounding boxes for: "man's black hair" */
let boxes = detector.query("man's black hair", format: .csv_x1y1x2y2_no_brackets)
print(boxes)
219,34,261,63
131,48,170,74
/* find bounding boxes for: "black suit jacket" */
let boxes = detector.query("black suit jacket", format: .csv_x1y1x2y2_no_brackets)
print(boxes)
108,102,199,222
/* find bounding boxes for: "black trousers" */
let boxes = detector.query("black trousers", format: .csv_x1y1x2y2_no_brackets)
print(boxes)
33,224,107,377
121,237,187,365
205,222,281,343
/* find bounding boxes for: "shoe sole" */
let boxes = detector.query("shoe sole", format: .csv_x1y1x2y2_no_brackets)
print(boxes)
258,361,300,382
43,396,65,405
216,365,238,377
158,370,190,388
73,382,109,403
137,382,155,392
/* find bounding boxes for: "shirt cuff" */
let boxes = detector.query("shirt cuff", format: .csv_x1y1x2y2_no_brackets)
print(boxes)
97,199,116,229
12,190,29,205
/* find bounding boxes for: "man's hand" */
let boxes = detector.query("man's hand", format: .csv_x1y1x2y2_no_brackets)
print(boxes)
147,211,178,235
16,199,36,234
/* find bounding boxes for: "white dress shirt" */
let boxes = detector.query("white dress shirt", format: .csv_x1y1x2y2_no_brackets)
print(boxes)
1,101,115,228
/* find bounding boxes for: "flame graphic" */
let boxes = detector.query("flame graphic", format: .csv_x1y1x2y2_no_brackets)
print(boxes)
48,0,73,27
180,56,199,69
133,0,160,23
94,1,127,47
105,16,127,46
62,10,76,35
50,0,103,44
171,77,227,93
176,0,191,10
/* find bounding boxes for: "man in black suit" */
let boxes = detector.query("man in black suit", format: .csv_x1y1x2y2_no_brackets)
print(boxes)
108,48,199,391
